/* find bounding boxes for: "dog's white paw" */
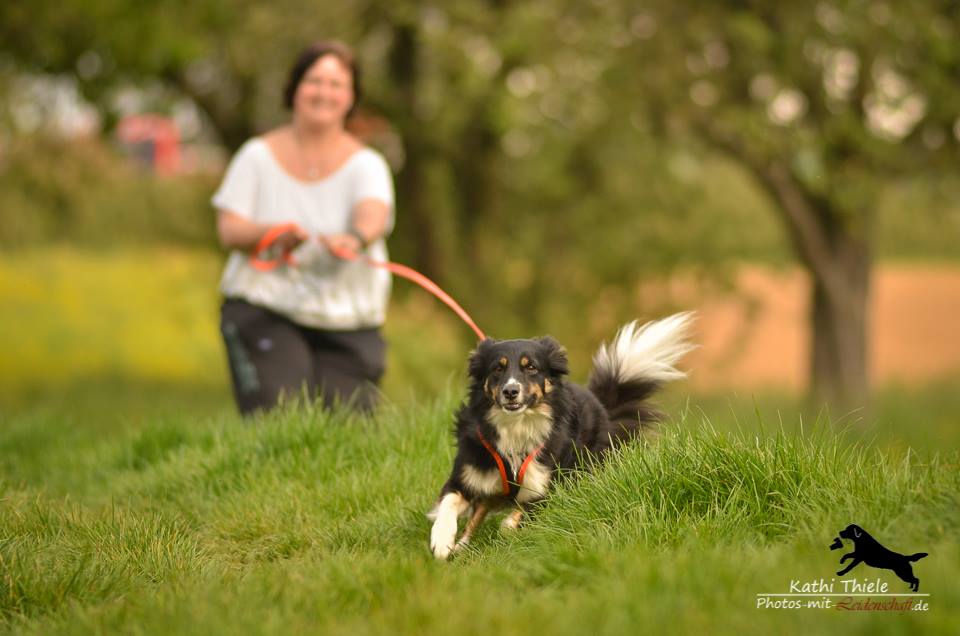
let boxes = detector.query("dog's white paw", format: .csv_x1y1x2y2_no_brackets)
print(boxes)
501,510,522,530
430,492,467,560
431,538,455,560
430,518,457,560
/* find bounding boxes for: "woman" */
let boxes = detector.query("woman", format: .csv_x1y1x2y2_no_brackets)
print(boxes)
213,41,394,415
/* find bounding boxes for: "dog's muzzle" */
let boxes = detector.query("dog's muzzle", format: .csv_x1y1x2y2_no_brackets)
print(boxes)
498,378,526,412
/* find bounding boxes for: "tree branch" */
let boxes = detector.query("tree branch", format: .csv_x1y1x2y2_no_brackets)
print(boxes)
694,119,846,303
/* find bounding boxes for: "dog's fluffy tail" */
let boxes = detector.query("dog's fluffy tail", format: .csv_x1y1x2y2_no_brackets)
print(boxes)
588,312,695,432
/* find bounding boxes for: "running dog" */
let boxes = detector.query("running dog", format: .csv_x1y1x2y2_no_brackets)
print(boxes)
835,524,928,591
429,313,694,559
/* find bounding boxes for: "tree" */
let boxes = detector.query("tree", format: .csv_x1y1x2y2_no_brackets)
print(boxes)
14,0,953,404
577,0,960,408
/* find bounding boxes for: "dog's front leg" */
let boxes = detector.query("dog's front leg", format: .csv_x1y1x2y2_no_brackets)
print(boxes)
837,558,862,576
430,491,470,560
839,552,856,563
454,501,490,552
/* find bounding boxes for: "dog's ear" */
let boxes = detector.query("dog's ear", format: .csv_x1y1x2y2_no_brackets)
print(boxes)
468,338,497,379
853,526,862,539
537,336,569,377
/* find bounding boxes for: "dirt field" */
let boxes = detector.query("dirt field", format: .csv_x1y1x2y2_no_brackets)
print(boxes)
684,264,960,392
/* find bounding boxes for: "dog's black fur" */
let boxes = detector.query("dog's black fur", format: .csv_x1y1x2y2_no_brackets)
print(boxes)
836,524,928,591
442,337,660,496
429,314,693,559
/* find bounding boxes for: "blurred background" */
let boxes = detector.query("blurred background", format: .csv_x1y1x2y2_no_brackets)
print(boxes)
1,0,958,449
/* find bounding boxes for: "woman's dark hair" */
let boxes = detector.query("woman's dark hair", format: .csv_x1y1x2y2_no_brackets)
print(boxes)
283,41,361,118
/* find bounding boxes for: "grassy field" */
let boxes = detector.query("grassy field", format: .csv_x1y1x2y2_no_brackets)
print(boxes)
2,247,958,634
1,388,958,635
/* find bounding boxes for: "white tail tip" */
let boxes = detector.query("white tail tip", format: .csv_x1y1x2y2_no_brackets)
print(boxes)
592,312,696,385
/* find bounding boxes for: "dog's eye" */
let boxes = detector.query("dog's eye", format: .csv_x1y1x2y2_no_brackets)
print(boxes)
524,363,538,374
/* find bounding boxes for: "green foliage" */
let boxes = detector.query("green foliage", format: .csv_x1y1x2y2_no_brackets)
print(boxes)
587,0,960,222
0,0,233,115
3,1,960,437
0,136,218,247
876,175,960,262
3,1,960,357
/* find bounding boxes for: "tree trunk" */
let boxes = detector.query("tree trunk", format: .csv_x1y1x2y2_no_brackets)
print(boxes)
451,115,498,268
728,151,873,411
683,120,876,412
388,23,442,281
809,232,871,411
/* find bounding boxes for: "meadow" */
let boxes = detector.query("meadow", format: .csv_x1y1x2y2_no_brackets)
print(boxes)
2,385,958,635
6,5,960,629
2,247,958,634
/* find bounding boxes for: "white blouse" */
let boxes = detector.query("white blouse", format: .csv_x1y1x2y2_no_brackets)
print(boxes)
212,138,395,330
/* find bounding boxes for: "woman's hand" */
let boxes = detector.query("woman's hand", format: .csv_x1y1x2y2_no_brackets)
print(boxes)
272,225,309,251
320,233,363,259
217,211,308,252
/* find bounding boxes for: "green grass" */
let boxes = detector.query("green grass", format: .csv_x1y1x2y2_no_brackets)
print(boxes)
1,391,957,635
659,380,960,457
0,246,227,402
2,246,958,634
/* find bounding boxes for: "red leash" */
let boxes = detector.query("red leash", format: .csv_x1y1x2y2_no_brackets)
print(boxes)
248,227,486,341
329,245,487,341
249,223,301,271
476,426,544,496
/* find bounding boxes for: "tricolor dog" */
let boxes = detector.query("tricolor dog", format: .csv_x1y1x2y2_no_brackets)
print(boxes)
429,313,694,559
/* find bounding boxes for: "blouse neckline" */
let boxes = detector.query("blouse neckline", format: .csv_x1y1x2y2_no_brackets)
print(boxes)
256,137,366,185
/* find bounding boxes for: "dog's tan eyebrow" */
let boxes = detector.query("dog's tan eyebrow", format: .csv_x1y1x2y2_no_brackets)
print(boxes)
498,356,508,367
520,355,530,367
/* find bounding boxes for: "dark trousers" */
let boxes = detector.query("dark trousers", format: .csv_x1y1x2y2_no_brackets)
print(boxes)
220,299,386,415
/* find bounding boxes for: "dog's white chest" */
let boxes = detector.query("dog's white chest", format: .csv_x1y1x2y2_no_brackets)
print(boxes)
460,458,552,501
461,465,505,496
464,406,555,501
514,460,550,503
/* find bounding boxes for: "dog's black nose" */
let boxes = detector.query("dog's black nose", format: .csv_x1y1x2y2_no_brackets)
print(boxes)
502,386,520,400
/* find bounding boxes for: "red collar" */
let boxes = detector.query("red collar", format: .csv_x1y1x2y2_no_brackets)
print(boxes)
475,426,544,496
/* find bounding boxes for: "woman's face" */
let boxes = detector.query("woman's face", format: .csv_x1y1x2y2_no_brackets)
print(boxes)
293,54,354,127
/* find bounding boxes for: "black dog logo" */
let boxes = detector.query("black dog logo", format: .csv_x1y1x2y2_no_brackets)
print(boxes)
830,524,928,591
